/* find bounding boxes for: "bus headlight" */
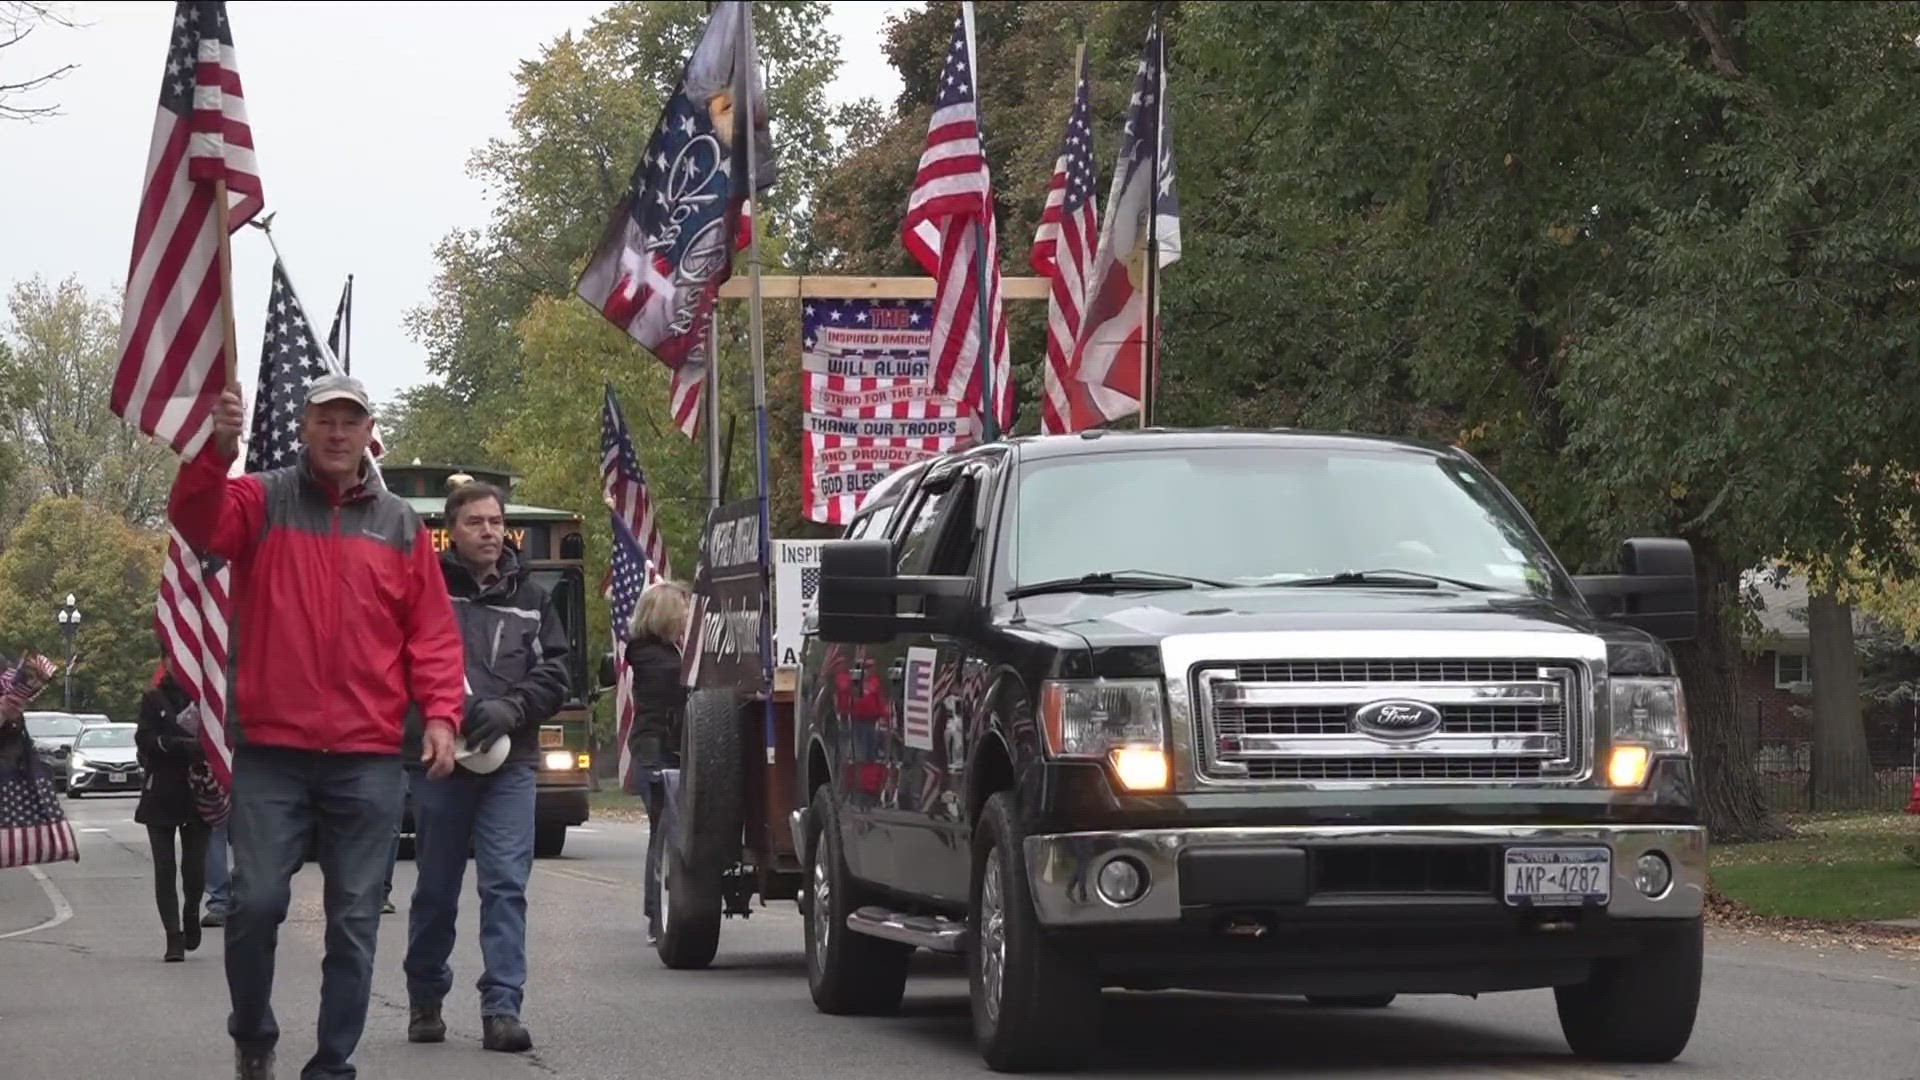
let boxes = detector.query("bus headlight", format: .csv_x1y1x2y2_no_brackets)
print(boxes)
542,750,573,771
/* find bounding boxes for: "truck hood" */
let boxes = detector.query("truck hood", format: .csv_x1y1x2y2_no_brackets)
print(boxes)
1014,586,1626,650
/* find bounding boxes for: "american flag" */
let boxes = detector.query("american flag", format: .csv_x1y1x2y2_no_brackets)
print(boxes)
901,3,1013,435
1072,16,1181,421
0,763,78,869
327,275,352,375
109,1,263,462
576,0,772,440
603,385,671,791
1029,48,1111,435
607,514,652,793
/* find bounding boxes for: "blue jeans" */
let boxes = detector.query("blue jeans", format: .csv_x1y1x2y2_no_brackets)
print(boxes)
404,762,536,1017
205,823,230,915
224,746,403,1080
381,771,411,904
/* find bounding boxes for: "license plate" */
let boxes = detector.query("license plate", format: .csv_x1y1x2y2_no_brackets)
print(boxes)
1503,846,1610,907
110,772,126,784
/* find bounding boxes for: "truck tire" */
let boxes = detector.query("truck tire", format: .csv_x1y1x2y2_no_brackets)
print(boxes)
1554,917,1702,1062
803,783,910,1016
533,825,566,859
651,688,741,971
969,791,1100,1072
655,840,722,970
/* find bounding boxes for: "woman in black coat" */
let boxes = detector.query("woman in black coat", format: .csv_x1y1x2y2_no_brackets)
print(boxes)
136,664,210,962
625,580,690,944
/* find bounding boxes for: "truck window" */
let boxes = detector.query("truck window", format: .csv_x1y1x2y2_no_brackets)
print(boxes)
526,565,590,706
894,485,958,576
1011,446,1570,599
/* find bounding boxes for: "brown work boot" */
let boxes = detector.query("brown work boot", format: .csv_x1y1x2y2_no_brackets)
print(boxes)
408,1003,446,1043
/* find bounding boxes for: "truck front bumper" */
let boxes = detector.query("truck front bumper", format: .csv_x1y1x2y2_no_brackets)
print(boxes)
1023,824,1705,926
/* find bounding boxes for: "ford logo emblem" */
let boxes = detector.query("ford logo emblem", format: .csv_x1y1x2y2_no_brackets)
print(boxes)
1353,699,1444,740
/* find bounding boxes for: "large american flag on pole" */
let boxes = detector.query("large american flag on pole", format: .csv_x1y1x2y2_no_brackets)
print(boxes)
603,385,671,791
902,3,1012,434
109,1,262,462
1071,16,1181,421
1029,47,1114,435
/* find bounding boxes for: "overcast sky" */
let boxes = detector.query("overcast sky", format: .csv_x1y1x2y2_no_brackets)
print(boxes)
0,0,910,411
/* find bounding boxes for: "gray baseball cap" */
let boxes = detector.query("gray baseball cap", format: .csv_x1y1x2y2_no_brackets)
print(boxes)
305,373,371,413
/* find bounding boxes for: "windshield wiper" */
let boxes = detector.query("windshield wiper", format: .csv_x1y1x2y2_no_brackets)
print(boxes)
1262,569,1500,592
1007,569,1230,600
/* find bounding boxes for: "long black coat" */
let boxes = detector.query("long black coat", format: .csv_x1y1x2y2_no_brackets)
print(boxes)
134,678,202,828
624,634,686,770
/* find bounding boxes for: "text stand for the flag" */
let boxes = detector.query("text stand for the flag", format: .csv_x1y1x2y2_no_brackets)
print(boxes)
1140,3,1162,430
214,179,241,390
739,4,777,767
961,2,998,444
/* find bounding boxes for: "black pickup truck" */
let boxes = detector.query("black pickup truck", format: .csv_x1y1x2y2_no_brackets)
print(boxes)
793,428,1704,1072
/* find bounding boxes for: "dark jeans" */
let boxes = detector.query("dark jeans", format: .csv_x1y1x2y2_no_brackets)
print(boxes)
224,746,403,1080
146,822,210,934
204,823,230,915
381,770,412,904
404,762,536,1017
633,761,678,937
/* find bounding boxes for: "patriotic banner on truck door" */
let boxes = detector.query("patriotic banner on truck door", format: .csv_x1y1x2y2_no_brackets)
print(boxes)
801,298,976,525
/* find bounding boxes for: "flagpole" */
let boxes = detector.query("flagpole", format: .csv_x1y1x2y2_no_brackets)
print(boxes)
705,315,722,514
1140,5,1161,430
737,1,777,766
340,274,353,376
963,2,999,443
214,180,241,392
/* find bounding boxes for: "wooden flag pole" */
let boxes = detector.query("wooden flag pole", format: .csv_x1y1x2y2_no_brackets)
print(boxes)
1140,5,1163,430
213,179,241,391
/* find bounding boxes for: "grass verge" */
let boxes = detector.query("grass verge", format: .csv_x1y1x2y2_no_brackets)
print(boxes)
1709,812,1920,923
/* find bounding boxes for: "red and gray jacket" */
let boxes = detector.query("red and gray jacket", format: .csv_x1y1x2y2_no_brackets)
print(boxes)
167,446,467,756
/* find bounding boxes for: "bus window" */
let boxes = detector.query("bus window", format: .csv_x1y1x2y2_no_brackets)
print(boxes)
528,566,590,706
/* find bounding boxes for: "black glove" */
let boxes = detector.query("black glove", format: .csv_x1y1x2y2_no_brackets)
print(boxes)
463,698,522,751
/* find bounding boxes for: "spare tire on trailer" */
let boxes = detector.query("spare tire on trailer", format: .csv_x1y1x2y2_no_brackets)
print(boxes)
654,686,743,970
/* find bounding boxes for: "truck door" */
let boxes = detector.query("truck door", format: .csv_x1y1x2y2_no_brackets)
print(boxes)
875,459,990,902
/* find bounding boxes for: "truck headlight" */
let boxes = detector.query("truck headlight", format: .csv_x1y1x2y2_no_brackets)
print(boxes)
1039,678,1169,791
1607,676,1687,787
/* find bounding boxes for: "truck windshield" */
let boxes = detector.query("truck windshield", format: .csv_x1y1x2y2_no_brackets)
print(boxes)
527,566,590,706
1013,446,1569,598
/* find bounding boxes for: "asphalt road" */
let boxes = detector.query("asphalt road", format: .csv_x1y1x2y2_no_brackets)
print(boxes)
2,795,1916,1080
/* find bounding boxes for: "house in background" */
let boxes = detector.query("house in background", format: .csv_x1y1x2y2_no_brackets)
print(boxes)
1739,570,1911,766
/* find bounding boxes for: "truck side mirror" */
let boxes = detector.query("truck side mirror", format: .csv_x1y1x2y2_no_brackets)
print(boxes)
816,539,973,644
1573,538,1698,643
598,651,618,691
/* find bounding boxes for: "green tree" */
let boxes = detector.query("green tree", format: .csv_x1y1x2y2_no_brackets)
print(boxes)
3,275,177,527
395,0,850,470
0,496,163,721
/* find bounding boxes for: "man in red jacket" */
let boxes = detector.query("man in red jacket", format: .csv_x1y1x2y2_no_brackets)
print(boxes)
172,374,467,1080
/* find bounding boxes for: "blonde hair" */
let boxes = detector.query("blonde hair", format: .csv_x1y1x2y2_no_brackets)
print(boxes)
631,579,693,644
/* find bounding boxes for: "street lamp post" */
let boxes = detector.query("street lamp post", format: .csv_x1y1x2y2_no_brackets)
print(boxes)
55,593,80,712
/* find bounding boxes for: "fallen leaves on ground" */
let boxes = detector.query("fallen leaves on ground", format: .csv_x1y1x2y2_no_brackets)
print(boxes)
1706,884,1920,957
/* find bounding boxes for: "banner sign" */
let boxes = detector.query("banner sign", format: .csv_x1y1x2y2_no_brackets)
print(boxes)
683,498,767,693
772,539,822,669
802,298,975,525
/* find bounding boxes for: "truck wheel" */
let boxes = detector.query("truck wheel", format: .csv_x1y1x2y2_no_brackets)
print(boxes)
533,825,566,859
1306,994,1396,1008
679,688,744,876
655,840,723,970
969,791,1100,1072
804,784,910,1015
1554,917,1702,1062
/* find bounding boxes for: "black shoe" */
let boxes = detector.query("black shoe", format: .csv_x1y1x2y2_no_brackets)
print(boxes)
482,1014,532,1053
202,909,226,927
234,1044,275,1080
164,931,185,962
407,1003,446,1044
183,919,202,952
381,899,396,915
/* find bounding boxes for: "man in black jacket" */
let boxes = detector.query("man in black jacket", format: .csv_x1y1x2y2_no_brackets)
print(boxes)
402,482,570,1054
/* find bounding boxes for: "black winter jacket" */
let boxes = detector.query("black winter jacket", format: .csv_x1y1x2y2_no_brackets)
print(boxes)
403,544,571,773
135,677,202,827
624,634,685,769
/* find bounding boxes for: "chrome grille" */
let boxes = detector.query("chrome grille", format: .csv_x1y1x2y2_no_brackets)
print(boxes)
1195,658,1586,785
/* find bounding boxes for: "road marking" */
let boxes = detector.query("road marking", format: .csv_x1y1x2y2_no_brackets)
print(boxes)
79,827,110,834
0,866,75,941
570,827,599,834
535,866,623,888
